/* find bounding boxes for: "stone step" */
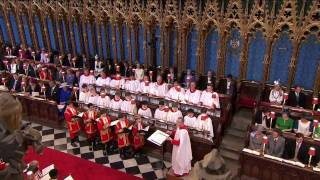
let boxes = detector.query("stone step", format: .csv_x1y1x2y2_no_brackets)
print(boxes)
225,127,247,138
220,148,240,161
221,135,245,151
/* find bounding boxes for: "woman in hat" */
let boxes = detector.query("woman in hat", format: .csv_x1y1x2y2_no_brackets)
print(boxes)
269,81,284,104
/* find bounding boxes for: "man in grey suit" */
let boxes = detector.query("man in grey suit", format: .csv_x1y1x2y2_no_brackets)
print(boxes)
267,128,285,157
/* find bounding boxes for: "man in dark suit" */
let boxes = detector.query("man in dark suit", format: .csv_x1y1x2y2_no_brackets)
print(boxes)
197,70,216,90
254,108,275,129
218,74,237,98
48,81,59,103
287,86,306,108
267,128,285,157
8,73,21,92
282,133,309,164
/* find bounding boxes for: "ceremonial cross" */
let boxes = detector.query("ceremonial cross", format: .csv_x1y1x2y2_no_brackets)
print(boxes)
187,8,194,16
284,10,291,18
150,5,156,13
208,9,215,17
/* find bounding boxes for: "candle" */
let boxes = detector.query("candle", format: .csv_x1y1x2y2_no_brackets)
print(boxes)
116,65,120,72
308,147,316,167
270,111,276,119
262,135,268,155
313,97,318,110
283,93,288,100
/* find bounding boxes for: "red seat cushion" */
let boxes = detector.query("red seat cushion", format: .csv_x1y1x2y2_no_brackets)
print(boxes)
238,96,256,108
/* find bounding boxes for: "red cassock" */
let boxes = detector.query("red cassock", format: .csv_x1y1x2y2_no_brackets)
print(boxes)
132,123,145,150
83,111,98,136
64,106,80,134
97,115,112,144
39,71,47,80
115,119,130,148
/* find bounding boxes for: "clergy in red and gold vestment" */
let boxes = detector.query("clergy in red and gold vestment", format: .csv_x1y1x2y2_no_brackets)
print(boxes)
97,113,113,156
82,103,98,151
132,115,145,157
64,102,80,147
115,113,131,159
166,117,192,177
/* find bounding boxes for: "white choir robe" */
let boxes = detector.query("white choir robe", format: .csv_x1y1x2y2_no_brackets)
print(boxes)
109,79,125,89
138,108,153,117
79,75,96,88
139,82,151,94
79,91,90,103
184,116,197,128
166,87,185,101
269,89,284,104
120,100,137,114
124,80,140,92
167,110,183,123
196,114,214,139
96,96,110,107
154,108,168,121
109,99,123,110
10,64,17,74
149,83,168,97
88,95,99,105
200,91,220,108
172,127,192,176
95,77,111,87
134,69,144,81
184,89,201,104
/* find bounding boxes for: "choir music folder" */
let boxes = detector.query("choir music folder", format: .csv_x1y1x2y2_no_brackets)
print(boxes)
147,130,169,146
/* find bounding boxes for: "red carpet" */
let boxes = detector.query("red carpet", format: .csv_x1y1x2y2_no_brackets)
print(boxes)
24,147,142,180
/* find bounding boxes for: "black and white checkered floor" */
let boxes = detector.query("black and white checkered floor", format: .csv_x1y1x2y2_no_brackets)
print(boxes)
29,122,171,180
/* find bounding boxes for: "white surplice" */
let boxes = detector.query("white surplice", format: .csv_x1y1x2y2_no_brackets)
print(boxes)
120,100,137,114
166,87,185,101
184,89,201,104
109,99,123,110
96,96,110,107
79,74,96,88
79,91,90,103
149,82,168,97
154,108,168,121
138,108,153,117
196,114,214,139
167,110,183,123
95,77,111,87
200,91,220,108
184,115,197,128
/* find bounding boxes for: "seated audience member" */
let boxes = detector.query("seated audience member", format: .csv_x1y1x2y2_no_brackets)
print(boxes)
109,91,123,110
283,133,310,164
217,74,236,97
88,86,99,105
167,103,183,123
48,168,58,180
150,75,168,97
20,76,29,92
267,128,285,157
9,73,21,92
287,86,306,108
94,57,104,74
184,82,201,104
294,115,312,137
71,57,79,68
96,89,110,107
255,108,275,129
249,126,264,151
121,93,137,114
59,83,71,105
166,81,185,101
200,84,220,109
154,101,169,121
197,70,216,91
79,84,90,103
315,120,320,139
124,74,140,92
276,110,294,132
65,69,75,86
139,76,151,94
166,67,177,83
182,69,195,88
109,74,124,89
79,68,95,88
196,108,214,140
138,101,153,117
48,81,59,103
27,79,41,95
184,109,197,128
314,94,320,111
269,81,284,104
10,59,18,74
23,62,36,77
134,63,144,81
96,71,111,87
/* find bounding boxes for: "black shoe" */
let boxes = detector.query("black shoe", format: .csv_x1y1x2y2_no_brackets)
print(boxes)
71,142,78,147
103,150,107,156
89,146,93,151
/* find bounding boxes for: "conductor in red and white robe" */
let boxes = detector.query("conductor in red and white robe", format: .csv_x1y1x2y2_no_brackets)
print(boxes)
120,93,137,114
97,113,113,156
64,102,81,147
82,103,98,151
138,101,153,117
200,84,220,109
115,114,131,159
132,115,146,157
166,117,192,177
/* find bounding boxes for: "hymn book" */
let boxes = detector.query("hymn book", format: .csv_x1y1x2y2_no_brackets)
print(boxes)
147,130,170,146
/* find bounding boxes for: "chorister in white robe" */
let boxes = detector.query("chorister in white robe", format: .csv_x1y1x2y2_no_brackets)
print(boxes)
120,100,137,114
154,108,169,121
166,87,185,101
167,110,183,123
184,89,201,104
139,82,151,94
269,89,284,104
79,75,96,88
200,91,220,108
184,115,197,128
109,98,123,110
79,91,90,103
96,96,110,107
88,95,99,105
124,80,140,92
196,114,214,139
109,78,125,89
138,107,153,117
96,77,111,87
171,126,192,176
134,68,144,81
149,83,168,97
